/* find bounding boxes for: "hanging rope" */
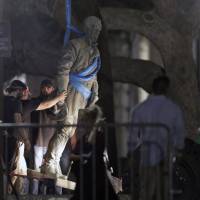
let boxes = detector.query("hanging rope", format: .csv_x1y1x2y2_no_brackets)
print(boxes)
64,0,71,45
64,0,84,46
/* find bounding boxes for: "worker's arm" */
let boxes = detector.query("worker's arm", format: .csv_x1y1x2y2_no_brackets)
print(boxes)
87,78,99,108
36,91,67,110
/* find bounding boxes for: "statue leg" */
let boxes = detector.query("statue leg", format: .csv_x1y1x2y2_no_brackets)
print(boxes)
40,114,78,177
41,90,87,177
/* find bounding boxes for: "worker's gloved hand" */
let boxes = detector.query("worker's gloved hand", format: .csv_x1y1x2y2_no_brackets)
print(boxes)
47,102,68,121
45,89,68,121
57,90,67,103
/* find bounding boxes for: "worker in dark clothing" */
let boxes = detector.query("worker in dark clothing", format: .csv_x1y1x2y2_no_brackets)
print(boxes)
4,79,66,194
31,79,63,195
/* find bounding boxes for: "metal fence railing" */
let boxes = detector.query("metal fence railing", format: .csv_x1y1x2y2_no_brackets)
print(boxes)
0,122,173,200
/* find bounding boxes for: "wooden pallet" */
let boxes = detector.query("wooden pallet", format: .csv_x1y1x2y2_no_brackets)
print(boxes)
27,169,76,190
9,169,27,177
9,168,76,190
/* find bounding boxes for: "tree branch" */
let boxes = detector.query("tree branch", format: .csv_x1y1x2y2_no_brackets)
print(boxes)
110,56,163,92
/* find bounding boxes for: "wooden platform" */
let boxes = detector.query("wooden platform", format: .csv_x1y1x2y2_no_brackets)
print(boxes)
10,169,27,177
27,169,76,190
9,169,76,190
27,169,59,180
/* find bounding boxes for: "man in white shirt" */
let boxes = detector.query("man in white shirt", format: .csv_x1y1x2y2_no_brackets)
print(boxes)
128,75,186,200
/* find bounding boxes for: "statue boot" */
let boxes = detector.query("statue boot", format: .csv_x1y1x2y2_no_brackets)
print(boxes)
40,126,72,179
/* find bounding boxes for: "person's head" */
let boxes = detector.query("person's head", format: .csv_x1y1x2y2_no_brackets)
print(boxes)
83,16,102,46
152,75,170,95
40,79,55,96
6,80,30,100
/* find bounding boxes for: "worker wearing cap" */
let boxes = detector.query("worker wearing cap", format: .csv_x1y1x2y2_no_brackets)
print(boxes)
4,79,66,194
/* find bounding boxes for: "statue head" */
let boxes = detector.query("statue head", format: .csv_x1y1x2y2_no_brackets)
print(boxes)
83,16,102,46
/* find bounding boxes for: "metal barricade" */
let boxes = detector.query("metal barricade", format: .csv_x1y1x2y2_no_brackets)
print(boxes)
0,122,172,200
122,123,171,200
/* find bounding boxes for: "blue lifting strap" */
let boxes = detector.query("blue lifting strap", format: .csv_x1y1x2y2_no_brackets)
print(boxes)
69,57,101,99
64,0,84,46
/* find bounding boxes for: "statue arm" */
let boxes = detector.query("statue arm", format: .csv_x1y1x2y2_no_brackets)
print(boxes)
87,77,99,107
56,42,77,92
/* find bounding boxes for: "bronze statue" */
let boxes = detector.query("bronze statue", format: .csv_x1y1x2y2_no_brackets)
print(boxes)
41,16,102,177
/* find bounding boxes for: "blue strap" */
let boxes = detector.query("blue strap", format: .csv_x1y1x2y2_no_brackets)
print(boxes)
64,0,84,46
64,0,71,45
69,78,92,99
70,57,101,81
69,57,101,99
78,57,99,77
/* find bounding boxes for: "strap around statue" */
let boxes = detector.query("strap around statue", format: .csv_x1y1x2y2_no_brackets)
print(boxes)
69,57,101,99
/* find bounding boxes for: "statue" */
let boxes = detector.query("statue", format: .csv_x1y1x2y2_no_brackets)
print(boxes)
41,16,102,177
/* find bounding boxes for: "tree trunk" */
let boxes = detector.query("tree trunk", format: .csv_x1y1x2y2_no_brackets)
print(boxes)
111,57,163,92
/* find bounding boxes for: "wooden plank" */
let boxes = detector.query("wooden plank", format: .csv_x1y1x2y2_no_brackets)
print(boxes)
27,168,57,180
9,169,27,177
55,178,76,190
27,169,76,190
